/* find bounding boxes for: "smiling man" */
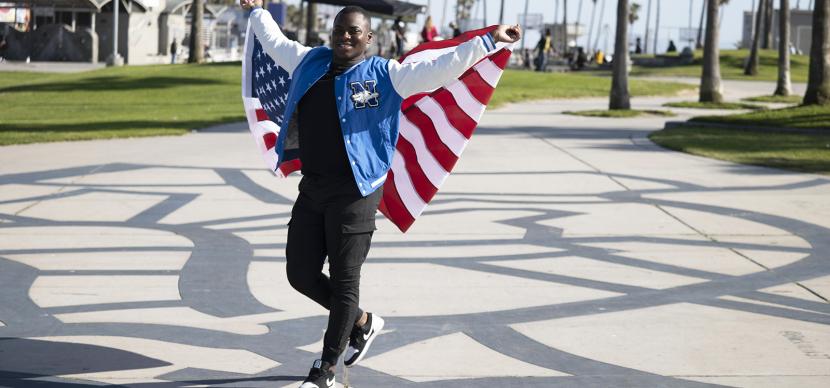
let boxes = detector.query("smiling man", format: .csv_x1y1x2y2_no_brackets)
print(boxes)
239,1,521,387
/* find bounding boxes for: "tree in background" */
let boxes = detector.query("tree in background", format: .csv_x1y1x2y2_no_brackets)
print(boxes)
762,0,774,49
744,0,766,75
804,0,830,104
699,0,728,103
775,0,792,96
610,0,631,110
188,0,205,63
696,0,706,49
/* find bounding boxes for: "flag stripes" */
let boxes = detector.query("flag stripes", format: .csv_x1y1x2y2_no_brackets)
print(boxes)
243,19,511,232
379,47,511,232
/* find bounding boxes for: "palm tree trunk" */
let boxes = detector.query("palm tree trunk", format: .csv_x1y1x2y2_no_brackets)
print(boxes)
610,0,631,110
499,0,505,24
564,0,569,51
699,0,723,102
696,0,706,49
594,0,607,51
653,0,661,53
804,0,830,104
644,0,653,54
587,0,598,52
763,0,774,49
775,0,792,96
188,0,204,63
745,0,766,75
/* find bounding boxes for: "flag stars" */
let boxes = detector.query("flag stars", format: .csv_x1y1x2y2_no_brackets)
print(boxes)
278,76,286,86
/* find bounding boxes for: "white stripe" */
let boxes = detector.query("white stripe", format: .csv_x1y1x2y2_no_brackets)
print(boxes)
401,46,457,64
370,173,387,188
446,80,486,122
398,114,449,189
257,120,281,138
241,21,256,98
391,150,427,218
474,59,503,88
415,97,468,157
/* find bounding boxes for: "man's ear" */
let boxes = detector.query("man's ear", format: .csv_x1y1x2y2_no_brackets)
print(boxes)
367,31,373,45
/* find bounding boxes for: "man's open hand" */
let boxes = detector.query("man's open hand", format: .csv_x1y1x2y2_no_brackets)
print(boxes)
240,0,263,10
492,24,522,44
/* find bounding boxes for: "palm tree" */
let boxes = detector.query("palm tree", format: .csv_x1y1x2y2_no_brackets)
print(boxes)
610,0,631,110
804,0,830,104
653,0,661,53
594,0,607,52
587,0,598,52
644,0,653,53
763,0,774,49
744,0,766,75
188,0,204,63
700,0,724,102
696,0,707,49
775,0,792,96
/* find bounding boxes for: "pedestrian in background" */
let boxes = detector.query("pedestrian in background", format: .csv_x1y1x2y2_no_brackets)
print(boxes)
420,15,438,42
534,28,551,71
170,38,178,64
392,16,406,57
449,21,461,38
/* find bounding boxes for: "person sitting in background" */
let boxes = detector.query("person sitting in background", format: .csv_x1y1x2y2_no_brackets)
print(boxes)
667,39,677,53
420,15,438,42
449,21,462,38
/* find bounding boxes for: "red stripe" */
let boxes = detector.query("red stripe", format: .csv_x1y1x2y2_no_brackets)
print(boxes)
460,70,496,105
278,158,302,176
396,137,439,203
399,25,498,62
431,90,478,139
380,170,415,232
263,132,277,150
489,48,512,69
403,107,459,172
255,109,269,121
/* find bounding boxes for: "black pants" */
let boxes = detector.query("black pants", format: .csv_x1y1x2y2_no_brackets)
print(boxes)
286,176,382,366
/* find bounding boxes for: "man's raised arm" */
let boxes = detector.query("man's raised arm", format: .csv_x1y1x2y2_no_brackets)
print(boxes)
241,0,311,74
388,24,522,98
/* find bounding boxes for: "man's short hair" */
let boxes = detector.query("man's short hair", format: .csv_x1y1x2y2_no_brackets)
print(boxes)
336,6,372,29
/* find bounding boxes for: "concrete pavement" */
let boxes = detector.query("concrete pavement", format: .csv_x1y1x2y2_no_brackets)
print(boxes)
1,80,828,387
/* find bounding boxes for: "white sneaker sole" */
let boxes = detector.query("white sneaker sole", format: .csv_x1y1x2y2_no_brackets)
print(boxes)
345,314,384,368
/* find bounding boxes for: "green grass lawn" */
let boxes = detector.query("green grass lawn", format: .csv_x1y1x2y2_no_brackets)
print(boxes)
0,64,694,146
490,69,693,108
0,62,244,146
630,49,810,83
649,126,830,175
563,109,676,118
742,94,803,104
664,101,765,110
690,104,830,130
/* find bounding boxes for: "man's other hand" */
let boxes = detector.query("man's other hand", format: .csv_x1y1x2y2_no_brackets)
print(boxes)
492,25,522,44
240,0,263,10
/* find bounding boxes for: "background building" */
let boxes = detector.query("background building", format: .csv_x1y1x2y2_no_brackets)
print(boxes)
741,8,813,54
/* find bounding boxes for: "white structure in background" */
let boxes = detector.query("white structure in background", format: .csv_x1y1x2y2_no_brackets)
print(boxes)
741,8,813,55
0,0,246,64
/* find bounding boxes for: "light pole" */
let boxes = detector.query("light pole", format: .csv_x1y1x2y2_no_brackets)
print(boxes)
106,0,124,66
521,0,530,50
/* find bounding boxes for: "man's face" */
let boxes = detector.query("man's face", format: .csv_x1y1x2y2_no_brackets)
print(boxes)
331,12,372,62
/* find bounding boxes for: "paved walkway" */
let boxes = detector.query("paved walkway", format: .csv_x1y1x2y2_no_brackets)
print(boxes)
1,80,828,387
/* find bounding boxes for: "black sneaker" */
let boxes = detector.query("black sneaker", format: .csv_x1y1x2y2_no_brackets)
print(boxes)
299,359,335,388
344,312,385,367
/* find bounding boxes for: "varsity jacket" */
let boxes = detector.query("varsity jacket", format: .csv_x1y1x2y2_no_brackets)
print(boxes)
249,8,497,196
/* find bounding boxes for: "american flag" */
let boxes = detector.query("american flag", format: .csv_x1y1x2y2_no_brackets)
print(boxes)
242,21,511,232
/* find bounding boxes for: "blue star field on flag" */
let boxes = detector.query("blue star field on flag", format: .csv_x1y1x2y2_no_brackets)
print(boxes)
251,39,291,125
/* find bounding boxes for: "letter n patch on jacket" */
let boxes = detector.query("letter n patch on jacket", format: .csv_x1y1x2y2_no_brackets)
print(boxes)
349,80,379,109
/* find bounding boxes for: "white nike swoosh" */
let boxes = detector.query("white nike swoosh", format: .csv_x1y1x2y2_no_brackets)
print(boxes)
363,328,374,341
326,376,335,387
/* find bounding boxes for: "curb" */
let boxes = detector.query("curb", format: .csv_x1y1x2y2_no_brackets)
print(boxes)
663,120,827,135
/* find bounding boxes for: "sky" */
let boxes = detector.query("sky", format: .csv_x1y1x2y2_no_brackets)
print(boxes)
283,0,815,53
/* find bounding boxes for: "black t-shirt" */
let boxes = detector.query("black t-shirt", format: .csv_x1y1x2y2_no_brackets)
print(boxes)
297,65,353,180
